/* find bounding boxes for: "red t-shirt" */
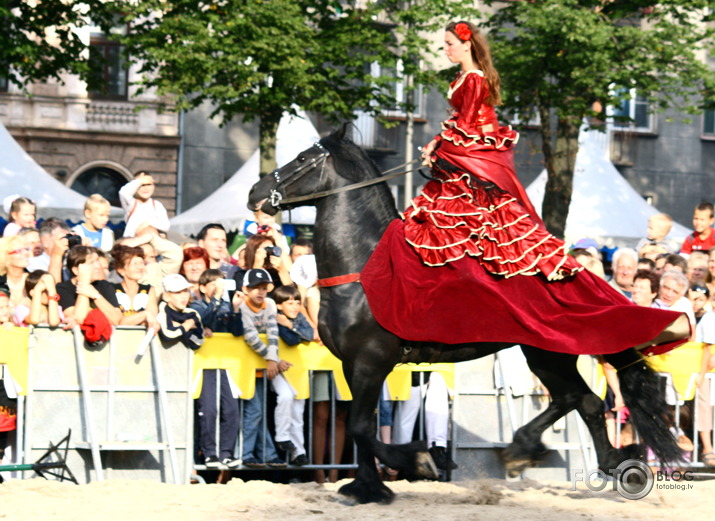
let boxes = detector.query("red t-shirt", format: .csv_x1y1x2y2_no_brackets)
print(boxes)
680,229,715,254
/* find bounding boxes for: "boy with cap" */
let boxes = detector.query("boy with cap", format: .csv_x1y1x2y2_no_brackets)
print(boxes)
239,268,293,467
157,273,204,350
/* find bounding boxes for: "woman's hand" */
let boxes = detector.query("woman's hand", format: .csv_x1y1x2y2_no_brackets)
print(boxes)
420,139,438,167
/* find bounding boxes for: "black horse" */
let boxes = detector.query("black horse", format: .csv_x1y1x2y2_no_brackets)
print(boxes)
248,126,682,504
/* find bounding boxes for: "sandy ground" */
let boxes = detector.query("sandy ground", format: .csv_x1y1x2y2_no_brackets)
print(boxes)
1,476,712,521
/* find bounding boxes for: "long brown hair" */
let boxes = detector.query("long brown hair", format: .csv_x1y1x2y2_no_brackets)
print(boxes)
446,21,502,106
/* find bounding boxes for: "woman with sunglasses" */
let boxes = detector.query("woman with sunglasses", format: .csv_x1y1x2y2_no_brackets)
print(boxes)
0,235,32,306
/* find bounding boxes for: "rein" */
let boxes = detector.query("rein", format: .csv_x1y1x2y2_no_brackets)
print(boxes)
269,143,420,208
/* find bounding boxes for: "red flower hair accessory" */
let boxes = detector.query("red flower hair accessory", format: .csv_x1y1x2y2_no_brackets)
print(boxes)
454,23,472,42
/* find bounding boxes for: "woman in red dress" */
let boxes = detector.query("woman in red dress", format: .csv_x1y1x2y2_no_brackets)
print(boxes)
361,21,689,356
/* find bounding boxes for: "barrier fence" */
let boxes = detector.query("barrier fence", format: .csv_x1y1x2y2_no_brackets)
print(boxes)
1,327,713,484
0,327,456,484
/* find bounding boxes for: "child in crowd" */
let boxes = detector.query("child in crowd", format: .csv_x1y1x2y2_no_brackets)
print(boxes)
119,171,170,238
246,209,290,253
13,271,62,327
189,269,243,468
239,268,292,467
0,286,13,329
2,196,36,237
72,194,115,251
273,285,312,466
681,202,715,256
636,213,673,260
157,274,204,350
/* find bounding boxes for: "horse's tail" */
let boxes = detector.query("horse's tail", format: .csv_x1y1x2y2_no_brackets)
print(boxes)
603,348,682,464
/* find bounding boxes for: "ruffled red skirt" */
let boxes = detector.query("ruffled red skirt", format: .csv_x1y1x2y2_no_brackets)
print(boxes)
360,138,690,356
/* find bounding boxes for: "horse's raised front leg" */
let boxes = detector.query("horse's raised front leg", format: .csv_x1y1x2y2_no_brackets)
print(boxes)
502,346,626,477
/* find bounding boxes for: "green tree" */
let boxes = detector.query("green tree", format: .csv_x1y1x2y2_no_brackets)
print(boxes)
0,0,112,87
114,0,479,175
484,0,715,238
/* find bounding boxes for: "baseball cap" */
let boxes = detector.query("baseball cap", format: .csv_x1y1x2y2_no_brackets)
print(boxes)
573,238,599,250
162,273,193,293
242,268,273,288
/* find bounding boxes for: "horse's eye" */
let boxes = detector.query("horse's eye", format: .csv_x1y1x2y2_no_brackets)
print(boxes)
298,155,306,162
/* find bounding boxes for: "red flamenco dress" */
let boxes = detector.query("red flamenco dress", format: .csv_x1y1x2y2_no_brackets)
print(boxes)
360,70,689,356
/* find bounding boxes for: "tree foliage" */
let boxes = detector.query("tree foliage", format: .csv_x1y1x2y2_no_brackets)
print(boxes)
0,0,112,87
484,0,715,237
113,0,479,174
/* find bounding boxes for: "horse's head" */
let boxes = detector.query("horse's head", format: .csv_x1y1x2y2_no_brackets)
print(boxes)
247,125,378,215
247,139,332,215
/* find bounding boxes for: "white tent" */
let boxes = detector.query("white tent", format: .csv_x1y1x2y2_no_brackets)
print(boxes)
525,127,690,249
0,121,123,222
170,110,319,235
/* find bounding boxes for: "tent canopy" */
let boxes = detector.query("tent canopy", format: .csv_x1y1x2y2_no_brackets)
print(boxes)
0,121,123,223
170,110,319,236
525,128,689,250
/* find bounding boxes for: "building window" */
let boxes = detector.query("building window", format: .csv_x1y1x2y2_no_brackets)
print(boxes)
379,61,425,119
70,167,127,207
703,109,715,138
88,22,128,99
611,88,655,133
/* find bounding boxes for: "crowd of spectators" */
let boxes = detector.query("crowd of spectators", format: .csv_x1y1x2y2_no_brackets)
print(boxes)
2,177,715,480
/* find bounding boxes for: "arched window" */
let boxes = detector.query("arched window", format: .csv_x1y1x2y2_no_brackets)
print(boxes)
70,167,127,207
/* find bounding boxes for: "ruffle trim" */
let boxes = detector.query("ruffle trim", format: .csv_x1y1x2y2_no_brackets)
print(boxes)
440,123,519,150
402,170,582,281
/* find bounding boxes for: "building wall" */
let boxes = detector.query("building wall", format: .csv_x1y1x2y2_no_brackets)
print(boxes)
0,64,180,216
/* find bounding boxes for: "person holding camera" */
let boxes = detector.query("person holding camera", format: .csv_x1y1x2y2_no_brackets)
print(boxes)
232,234,292,295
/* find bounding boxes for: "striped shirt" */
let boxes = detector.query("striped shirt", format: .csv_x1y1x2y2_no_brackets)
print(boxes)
239,298,279,362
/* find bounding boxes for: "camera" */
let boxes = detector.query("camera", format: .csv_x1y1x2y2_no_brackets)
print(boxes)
264,245,282,257
64,234,82,248
257,224,271,234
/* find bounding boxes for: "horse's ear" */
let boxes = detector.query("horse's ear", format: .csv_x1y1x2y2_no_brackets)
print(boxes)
337,122,350,140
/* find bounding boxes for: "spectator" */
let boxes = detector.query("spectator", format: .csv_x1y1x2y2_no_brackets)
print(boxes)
0,235,31,306
653,270,695,328
111,244,160,331
290,238,313,263
17,227,42,260
13,271,62,327
197,224,237,279
571,249,605,279
246,208,291,254
273,284,312,466
56,246,122,327
239,268,290,468
637,257,656,272
608,247,638,298
189,269,243,469
156,274,204,350
654,253,669,277
687,250,709,285
680,201,715,256
662,253,688,274
2,196,36,237
116,228,182,297
71,194,114,251
119,171,170,238
695,305,715,467
688,284,710,324
234,234,292,291
180,247,211,301
0,285,14,328
392,372,457,471
29,218,71,279
631,270,659,308
636,213,674,260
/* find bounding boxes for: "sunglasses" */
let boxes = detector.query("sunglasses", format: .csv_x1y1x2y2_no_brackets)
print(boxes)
9,247,32,255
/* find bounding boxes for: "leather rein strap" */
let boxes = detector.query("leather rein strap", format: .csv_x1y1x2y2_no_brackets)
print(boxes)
317,273,361,288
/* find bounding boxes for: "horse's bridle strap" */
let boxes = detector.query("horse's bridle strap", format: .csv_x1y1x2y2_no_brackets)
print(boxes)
317,273,361,288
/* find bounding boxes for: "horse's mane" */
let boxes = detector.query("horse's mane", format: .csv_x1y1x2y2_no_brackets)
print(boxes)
320,129,383,183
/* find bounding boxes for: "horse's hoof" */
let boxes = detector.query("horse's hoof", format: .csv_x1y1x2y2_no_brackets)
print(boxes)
502,440,548,477
504,458,532,478
414,450,439,480
339,478,395,504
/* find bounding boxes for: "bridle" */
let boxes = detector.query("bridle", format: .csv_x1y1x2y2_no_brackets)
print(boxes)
267,141,419,209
